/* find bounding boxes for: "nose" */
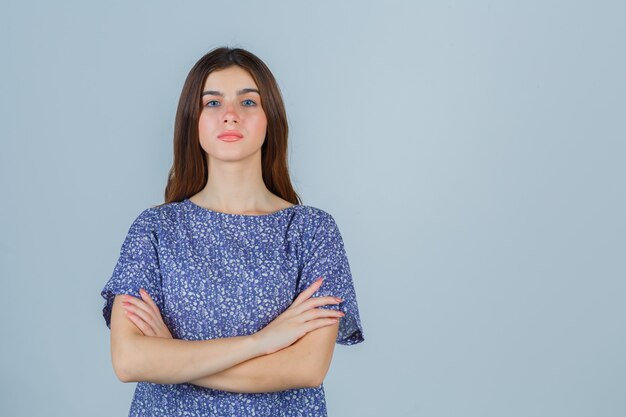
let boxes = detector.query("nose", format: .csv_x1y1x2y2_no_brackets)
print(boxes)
222,102,239,124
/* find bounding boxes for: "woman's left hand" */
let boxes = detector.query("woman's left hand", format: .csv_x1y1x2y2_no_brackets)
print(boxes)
121,288,173,339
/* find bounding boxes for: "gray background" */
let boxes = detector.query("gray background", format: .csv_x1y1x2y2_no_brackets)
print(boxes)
1,1,624,416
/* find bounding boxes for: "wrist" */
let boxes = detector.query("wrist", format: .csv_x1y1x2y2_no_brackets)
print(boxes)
247,333,268,357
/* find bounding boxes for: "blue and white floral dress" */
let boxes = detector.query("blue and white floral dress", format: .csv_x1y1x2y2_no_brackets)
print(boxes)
101,198,365,416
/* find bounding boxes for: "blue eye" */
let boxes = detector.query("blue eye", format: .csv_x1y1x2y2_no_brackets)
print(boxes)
204,99,256,107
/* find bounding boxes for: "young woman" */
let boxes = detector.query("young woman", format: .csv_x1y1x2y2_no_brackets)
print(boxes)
100,46,365,417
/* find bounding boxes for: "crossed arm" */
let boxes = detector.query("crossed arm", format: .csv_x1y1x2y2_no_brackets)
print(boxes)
109,295,339,392
188,320,338,393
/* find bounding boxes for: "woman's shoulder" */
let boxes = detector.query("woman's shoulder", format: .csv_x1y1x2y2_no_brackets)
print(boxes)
265,195,335,222
132,198,336,231
285,204,341,240
295,204,333,222
262,196,332,222
125,200,186,232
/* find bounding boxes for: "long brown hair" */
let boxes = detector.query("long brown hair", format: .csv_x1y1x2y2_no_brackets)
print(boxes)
157,46,302,207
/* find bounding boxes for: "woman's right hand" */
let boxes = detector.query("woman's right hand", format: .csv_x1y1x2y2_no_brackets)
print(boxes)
252,276,345,355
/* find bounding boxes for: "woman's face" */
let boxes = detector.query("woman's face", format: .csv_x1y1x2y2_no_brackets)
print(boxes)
198,66,268,163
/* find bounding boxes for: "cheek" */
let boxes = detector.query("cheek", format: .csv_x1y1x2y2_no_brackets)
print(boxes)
197,114,219,153
249,113,268,134
198,112,218,132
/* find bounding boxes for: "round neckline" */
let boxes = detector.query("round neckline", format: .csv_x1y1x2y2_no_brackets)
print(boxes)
184,197,299,218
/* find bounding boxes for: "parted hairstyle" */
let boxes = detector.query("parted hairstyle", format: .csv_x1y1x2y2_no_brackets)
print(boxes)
160,46,301,206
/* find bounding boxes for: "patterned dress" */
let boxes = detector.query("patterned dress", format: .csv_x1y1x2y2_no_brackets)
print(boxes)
100,198,365,416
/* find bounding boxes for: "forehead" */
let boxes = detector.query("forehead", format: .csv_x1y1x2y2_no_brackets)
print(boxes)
202,66,258,91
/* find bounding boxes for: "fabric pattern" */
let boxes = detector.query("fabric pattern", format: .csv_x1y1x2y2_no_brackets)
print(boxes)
101,198,365,416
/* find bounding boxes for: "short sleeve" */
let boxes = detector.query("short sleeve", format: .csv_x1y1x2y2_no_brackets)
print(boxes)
100,208,165,329
296,212,365,345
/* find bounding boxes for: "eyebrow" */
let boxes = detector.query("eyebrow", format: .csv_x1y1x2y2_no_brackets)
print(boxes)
201,88,260,97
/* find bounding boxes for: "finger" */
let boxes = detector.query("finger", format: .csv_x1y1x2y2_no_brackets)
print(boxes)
124,294,155,318
125,310,156,336
123,303,157,331
303,317,340,333
292,276,325,306
139,288,161,316
299,296,343,312
300,307,345,322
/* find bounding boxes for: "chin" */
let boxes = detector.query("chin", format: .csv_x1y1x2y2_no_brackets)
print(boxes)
208,146,263,162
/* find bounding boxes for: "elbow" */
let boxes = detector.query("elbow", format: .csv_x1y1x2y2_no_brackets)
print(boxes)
114,357,137,383
113,363,132,383
307,352,335,388
308,375,323,389
112,337,140,383
112,354,135,383
306,364,327,389
308,371,325,389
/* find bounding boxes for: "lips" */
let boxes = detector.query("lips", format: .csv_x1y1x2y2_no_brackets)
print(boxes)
218,130,243,139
